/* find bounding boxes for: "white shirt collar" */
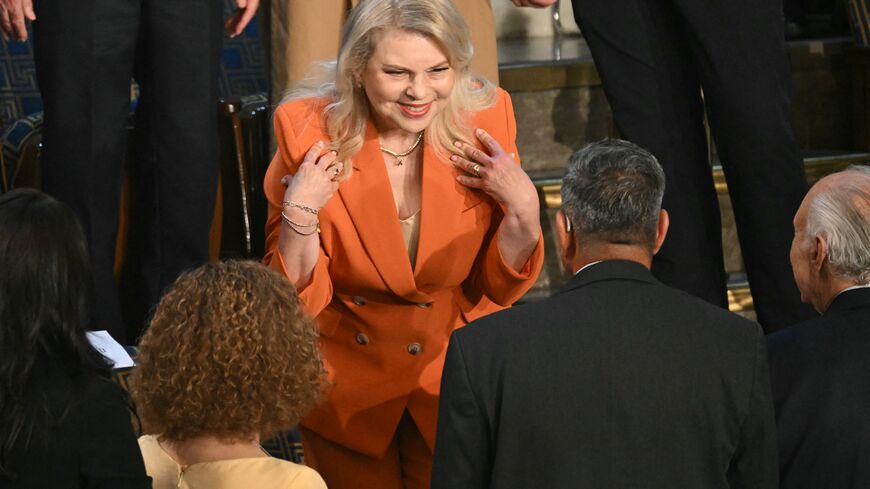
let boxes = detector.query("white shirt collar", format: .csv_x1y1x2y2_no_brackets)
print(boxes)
838,283,870,295
573,260,603,276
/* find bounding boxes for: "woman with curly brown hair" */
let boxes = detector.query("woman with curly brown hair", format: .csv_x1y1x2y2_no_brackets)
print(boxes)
129,260,327,489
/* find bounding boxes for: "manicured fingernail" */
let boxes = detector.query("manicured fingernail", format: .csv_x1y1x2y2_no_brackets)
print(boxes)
475,129,483,135
450,155,458,161
454,141,462,148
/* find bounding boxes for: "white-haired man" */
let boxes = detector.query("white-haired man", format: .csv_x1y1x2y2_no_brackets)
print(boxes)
767,165,870,489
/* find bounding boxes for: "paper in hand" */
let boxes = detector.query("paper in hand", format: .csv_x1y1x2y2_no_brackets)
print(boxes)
86,330,135,369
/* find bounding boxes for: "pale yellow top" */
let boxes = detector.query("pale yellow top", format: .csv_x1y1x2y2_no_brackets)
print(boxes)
138,435,327,489
400,210,421,269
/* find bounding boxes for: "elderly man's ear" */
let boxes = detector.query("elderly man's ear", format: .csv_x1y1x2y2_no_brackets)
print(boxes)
812,235,829,274
652,209,669,255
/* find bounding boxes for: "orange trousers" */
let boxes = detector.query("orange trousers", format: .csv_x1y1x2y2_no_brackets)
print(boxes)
300,411,433,489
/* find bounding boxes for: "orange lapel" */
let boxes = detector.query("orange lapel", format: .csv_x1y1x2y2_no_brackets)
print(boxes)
337,121,431,303
414,139,469,281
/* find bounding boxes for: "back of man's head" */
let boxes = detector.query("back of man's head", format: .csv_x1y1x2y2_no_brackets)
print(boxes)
561,139,665,249
805,165,870,286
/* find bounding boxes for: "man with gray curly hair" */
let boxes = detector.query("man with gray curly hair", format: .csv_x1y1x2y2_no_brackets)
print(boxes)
433,139,777,489
767,165,870,489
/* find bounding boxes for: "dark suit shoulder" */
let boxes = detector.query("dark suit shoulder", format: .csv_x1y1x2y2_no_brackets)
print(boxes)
454,293,559,345
768,305,870,362
455,276,760,357
658,281,759,330
766,314,827,359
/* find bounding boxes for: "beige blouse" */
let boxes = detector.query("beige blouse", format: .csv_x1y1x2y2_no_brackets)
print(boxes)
138,435,327,489
400,210,421,269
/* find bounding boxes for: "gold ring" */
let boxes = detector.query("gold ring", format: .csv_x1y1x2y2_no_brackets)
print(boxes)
471,163,481,177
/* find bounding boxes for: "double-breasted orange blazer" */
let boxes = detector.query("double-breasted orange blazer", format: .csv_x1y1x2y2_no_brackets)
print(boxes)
263,88,544,458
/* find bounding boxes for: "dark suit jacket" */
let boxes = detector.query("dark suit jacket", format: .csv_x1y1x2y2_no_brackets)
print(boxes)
0,372,150,489
767,287,870,489
432,260,778,489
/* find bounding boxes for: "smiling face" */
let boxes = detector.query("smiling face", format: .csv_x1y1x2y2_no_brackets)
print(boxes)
359,28,456,136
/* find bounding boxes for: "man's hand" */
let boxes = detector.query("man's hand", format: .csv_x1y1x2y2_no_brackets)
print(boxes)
224,0,259,38
511,0,557,7
0,0,35,42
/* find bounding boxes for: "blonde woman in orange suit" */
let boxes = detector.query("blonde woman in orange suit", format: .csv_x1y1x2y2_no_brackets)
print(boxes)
262,1,544,488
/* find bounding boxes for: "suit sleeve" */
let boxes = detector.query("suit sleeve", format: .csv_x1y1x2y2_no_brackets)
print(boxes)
263,104,334,317
431,332,491,489
77,381,152,489
467,90,544,307
726,324,779,489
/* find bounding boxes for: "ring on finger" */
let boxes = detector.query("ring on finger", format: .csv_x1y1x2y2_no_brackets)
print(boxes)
471,163,481,177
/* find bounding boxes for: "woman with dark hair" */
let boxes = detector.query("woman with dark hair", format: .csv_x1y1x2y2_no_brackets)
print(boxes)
0,188,150,488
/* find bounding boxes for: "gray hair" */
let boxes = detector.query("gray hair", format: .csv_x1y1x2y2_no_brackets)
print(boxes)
561,139,665,246
805,165,870,284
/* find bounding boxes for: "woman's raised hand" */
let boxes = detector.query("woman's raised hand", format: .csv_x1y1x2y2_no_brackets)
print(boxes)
452,129,539,219
281,141,343,210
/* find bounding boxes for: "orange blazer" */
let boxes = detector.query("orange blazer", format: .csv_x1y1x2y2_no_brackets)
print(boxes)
263,88,544,457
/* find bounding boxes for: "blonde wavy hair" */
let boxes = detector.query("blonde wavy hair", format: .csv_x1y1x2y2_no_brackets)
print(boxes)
283,0,497,180
129,260,326,443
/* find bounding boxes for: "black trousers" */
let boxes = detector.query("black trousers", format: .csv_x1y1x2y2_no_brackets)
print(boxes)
33,0,223,343
572,0,816,331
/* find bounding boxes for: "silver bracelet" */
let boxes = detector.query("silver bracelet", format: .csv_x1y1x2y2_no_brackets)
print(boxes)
281,211,320,236
281,211,317,227
282,200,319,215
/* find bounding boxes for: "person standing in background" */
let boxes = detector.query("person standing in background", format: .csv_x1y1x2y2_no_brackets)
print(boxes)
271,0,556,95
570,0,815,331
0,0,260,343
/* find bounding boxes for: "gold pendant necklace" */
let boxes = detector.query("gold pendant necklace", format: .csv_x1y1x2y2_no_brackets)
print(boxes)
380,132,423,166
